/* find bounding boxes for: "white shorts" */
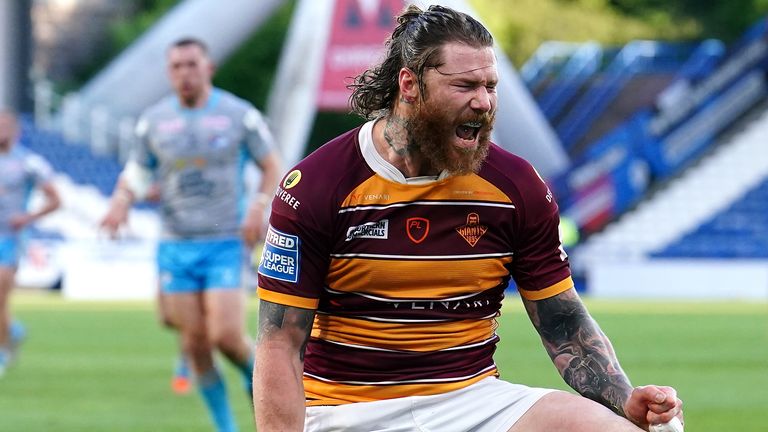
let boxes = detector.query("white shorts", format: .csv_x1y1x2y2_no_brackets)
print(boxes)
304,377,554,432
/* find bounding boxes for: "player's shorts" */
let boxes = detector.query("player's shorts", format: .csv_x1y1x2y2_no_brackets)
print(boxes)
304,376,554,432
0,237,20,267
157,238,243,293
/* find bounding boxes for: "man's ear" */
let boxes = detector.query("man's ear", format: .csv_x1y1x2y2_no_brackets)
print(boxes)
398,67,419,103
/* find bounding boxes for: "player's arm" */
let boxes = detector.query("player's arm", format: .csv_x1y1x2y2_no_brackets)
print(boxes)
36,181,61,217
522,287,682,429
523,288,632,412
254,299,315,431
100,162,152,236
242,151,282,247
10,180,61,231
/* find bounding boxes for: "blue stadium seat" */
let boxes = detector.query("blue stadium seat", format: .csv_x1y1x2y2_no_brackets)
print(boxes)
653,178,768,259
19,116,121,196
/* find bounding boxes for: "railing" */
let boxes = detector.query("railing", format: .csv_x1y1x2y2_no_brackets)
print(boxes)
555,41,695,150
520,41,584,88
536,42,604,121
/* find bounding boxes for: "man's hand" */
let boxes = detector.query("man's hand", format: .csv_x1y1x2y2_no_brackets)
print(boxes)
241,200,267,248
8,213,35,231
100,191,132,238
624,385,684,430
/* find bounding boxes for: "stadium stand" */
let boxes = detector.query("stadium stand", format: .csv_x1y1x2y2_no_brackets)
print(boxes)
19,116,122,196
514,15,768,300
533,15,768,241
571,103,768,267
554,41,696,154
15,6,768,299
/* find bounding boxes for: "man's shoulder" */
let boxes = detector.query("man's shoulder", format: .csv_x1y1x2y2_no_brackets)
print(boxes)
295,127,364,174
13,145,44,163
13,146,53,176
480,144,551,201
213,88,257,114
141,95,177,119
272,127,368,214
483,144,540,180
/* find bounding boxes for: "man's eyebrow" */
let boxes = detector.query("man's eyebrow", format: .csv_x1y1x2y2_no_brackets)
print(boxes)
430,65,495,76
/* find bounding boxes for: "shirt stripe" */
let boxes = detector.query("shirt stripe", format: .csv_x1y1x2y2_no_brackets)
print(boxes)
304,370,498,406
329,252,514,260
339,200,516,214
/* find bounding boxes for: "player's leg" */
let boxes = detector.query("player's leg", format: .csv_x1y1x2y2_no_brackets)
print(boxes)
0,265,15,375
158,241,238,432
156,287,191,395
0,238,20,376
204,239,254,396
205,287,253,392
164,289,238,432
0,266,14,345
508,391,644,431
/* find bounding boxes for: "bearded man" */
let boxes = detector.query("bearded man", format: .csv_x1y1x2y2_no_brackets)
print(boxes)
253,5,684,432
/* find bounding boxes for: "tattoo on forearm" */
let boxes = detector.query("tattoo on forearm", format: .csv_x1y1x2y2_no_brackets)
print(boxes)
258,301,315,361
525,292,633,416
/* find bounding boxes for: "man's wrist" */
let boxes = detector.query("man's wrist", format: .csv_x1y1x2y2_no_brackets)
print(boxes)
253,192,272,207
113,188,133,206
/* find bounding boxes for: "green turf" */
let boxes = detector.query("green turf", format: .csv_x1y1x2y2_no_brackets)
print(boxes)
495,299,768,432
2,293,766,431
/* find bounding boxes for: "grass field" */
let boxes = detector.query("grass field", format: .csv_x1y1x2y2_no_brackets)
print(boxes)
1,292,766,431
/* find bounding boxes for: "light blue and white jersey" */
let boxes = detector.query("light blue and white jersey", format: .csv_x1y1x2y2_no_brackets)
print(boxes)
0,145,54,237
131,88,275,239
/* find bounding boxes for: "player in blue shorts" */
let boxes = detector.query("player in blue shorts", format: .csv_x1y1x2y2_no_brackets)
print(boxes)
0,110,61,376
100,38,281,432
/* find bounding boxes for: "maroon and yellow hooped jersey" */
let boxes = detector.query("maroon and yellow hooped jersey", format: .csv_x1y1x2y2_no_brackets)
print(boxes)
258,121,573,406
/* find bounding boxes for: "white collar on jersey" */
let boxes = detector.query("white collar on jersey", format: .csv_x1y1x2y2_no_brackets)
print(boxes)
358,119,451,185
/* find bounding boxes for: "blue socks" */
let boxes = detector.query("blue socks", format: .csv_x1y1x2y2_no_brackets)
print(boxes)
9,320,26,345
234,357,255,398
198,368,238,432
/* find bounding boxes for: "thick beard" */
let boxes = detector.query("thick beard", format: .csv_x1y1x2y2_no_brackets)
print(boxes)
406,99,493,176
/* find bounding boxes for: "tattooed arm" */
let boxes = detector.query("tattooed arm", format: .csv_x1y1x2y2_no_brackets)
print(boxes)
522,287,633,416
253,299,316,432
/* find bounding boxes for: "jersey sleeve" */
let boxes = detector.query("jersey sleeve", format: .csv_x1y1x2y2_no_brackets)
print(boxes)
510,165,573,301
256,170,333,310
242,107,275,163
24,152,54,186
130,115,158,170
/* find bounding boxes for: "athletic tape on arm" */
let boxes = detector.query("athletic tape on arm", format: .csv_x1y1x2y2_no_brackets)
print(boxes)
121,160,153,200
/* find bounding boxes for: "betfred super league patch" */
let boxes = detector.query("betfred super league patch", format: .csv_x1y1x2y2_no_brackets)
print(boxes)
258,226,300,283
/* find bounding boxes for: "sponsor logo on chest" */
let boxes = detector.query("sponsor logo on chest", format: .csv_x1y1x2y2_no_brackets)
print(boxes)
346,219,389,241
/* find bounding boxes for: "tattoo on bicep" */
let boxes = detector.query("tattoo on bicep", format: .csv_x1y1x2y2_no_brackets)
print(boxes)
258,300,315,361
525,292,632,416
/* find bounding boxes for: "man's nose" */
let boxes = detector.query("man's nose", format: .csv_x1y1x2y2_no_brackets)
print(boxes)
471,87,493,113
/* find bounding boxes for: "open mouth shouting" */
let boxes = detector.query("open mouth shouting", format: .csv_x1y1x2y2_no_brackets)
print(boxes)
455,121,484,149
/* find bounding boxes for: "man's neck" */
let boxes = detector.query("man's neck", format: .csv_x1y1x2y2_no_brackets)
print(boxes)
179,86,212,109
372,114,437,178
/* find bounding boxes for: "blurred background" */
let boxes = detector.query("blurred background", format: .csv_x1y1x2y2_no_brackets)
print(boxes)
3,0,767,301
1,1,767,430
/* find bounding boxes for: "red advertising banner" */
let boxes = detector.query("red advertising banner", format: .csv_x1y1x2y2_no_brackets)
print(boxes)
318,0,405,110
